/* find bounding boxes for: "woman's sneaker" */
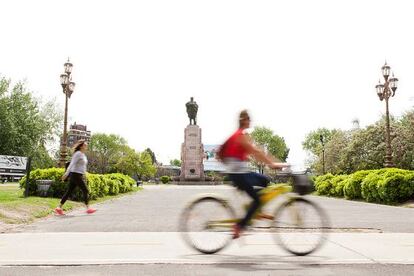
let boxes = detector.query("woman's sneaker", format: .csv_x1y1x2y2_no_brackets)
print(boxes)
86,208,97,214
54,207,64,216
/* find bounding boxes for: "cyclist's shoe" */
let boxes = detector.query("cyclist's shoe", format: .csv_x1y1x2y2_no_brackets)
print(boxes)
232,224,242,239
86,208,97,214
55,207,64,216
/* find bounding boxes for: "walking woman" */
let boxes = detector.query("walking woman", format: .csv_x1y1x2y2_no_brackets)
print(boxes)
55,140,96,215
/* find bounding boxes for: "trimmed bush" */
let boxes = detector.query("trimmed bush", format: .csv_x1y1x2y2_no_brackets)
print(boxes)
160,175,170,184
360,169,396,203
314,173,335,195
315,169,414,204
360,171,384,203
331,175,349,197
377,169,414,204
343,170,371,199
86,174,108,200
19,168,67,198
105,173,134,193
20,168,135,201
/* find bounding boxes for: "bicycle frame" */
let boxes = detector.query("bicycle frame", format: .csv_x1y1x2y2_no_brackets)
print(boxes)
181,174,328,256
206,183,293,228
259,183,292,204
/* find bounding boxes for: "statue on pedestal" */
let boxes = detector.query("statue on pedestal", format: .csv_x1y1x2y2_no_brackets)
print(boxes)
185,97,198,125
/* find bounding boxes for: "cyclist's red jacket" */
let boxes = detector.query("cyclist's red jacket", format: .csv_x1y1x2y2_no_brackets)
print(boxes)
219,128,249,161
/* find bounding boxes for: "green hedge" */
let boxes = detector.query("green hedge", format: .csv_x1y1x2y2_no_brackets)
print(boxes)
160,175,170,184
360,171,383,203
343,170,371,199
331,175,348,197
379,170,414,203
314,173,335,196
315,168,414,204
19,168,135,201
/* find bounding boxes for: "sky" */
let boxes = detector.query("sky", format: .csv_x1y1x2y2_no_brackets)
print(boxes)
1,0,414,167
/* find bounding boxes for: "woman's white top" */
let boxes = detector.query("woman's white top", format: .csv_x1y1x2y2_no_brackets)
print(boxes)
64,151,88,177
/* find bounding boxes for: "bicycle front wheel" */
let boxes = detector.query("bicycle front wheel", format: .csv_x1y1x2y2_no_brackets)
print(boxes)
272,197,329,256
180,196,236,254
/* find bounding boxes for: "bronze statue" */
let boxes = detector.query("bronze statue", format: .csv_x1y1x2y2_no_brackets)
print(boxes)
186,97,198,125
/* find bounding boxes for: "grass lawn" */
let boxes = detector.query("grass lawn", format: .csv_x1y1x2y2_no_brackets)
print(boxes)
0,184,142,225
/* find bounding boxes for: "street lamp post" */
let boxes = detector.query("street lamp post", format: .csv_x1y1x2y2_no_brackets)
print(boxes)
319,134,325,174
375,62,398,168
59,59,76,167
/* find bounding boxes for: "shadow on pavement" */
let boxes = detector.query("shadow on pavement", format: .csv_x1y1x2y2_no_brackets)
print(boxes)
181,253,330,264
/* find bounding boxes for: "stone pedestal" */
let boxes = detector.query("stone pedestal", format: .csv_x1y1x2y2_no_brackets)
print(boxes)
180,125,205,181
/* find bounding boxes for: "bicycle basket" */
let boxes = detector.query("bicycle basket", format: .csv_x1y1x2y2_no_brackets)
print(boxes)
291,174,314,195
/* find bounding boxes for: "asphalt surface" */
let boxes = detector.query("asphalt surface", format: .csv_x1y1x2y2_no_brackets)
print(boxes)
1,264,414,276
3,185,414,275
21,185,414,233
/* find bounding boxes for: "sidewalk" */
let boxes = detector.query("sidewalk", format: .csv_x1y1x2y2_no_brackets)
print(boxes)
0,232,413,266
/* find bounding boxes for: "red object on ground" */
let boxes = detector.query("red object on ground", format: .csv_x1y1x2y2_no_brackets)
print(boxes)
86,208,97,214
54,207,64,216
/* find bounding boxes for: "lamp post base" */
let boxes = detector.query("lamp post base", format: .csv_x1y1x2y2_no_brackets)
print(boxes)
59,147,68,168
384,156,394,168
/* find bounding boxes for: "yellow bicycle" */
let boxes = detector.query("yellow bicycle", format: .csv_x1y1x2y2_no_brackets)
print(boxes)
179,172,329,256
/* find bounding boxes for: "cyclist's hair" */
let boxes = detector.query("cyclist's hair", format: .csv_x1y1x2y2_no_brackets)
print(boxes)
73,140,86,152
239,110,250,127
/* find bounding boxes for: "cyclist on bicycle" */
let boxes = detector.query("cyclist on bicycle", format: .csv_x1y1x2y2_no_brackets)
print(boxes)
217,110,289,239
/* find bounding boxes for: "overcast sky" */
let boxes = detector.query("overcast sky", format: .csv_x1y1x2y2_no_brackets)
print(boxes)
1,0,414,166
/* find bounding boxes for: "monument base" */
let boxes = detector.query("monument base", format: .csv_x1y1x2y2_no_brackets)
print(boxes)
180,124,205,181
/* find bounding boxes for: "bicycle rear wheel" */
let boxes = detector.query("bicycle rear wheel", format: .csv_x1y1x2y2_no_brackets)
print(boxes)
272,197,329,256
180,196,236,254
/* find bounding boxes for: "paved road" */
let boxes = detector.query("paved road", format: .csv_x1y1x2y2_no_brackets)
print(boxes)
3,185,414,275
22,185,414,233
1,264,414,276
2,232,414,265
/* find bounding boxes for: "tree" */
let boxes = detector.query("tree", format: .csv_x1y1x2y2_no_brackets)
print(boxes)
323,130,351,174
31,145,55,169
87,133,158,177
302,116,407,174
340,121,387,173
144,148,157,164
136,151,157,180
303,128,342,174
170,159,181,167
114,147,141,176
391,110,414,169
302,128,339,157
250,126,289,173
87,133,128,174
0,76,61,168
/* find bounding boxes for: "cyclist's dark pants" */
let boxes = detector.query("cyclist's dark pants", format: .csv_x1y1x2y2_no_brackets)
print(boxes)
60,172,89,205
229,172,270,228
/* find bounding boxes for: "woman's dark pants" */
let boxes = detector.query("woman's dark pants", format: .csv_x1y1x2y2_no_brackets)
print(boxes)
60,172,89,205
229,172,270,228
